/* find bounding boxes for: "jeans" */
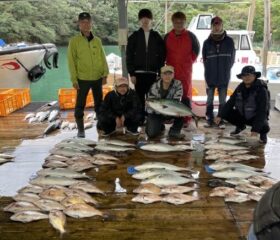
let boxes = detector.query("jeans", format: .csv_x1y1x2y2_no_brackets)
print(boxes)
247,224,257,240
75,79,103,120
145,113,184,138
206,87,227,121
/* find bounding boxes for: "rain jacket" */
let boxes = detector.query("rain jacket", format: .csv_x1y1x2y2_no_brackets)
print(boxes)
67,32,109,84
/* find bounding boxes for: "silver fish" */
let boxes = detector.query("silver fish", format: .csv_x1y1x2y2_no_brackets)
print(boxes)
132,193,162,204
132,168,191,180
92,153,119,161
37,111,50,122
135,162,191,172
34,199,64,211
205,154,231,160
249,192,264,202
0,158,13,164
225,178,251,186
30,176,79,186
44,119,62,135
18,185,43,194
24,113,35,121
0,153,14,159
68,122,77,130
37,168,90,179
90,158,116,166
85,112,95,120
55,142,93,152
62,138,96,146
63,203,103,218
50,148,90,158
142,174,195,187
97,139,135,147
39,187,68,202
43,160,69,168
60,121,69,130
4,201,41,213
68,160,94,172
228,150,250,156
205,143,248,151
61,195,86,207
68,189,98,205
213,169,262,179
218,138,246,145
233,154,259,161
28,116,38,124
10,211,49,223
49,210,66,235
84,122,93,130
140,143,193,152
235,184,265,194
45,154,70,162
95,144,134,152
48,109,59,122
209,187,237,197
224,192,250,203
13,193,40,203
162,193,199,205
209,162,262,172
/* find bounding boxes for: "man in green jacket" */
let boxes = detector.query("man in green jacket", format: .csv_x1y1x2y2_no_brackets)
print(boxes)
68,12,109,138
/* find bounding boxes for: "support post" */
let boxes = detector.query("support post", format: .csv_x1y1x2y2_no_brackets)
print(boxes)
262,0,271,78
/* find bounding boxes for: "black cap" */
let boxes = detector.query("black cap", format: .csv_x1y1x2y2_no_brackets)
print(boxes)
138,9,153,20
78,12,91,21
237,66,261,79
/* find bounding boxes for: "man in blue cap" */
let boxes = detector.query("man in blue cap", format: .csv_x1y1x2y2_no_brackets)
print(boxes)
68,12,109,138
216,65,270,143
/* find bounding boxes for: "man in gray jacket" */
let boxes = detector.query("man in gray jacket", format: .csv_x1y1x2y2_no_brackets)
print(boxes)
145,65,184,139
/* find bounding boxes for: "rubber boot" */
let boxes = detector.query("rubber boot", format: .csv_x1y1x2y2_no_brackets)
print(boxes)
76,118,85,138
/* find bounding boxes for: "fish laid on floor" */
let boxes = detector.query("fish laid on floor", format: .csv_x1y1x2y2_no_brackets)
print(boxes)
0,157,13,164
4,201,41,213
24,113,35,121
45,154,70,162
49,210,66,235
68,123,77,130
205,154,231,160
62,138,96,146
90,158,117,166
13,193,40,203
60,121,69,130
63,203,103,218
225,178,251,186
68,161,94,172
132,168,191,180
50,148,90,158
248,192,265,202
213,169,263,179
217,138,246,145
209,162,263,172
37,168,90,179
224,192,250,203
248,175,278,185
70,182,105,195
95,144,134,152
43,160,69,168
205,143,248,151
135,162,192,172
18,185,43,194
141,174,196,187
0,153,14,159
67,189,98,205
233,154,259,161
30,176,79,186
228,150,250,156
55,142,93,152
235,184,265,194
61,195,87,207
140,143,193,152
10,211,49,223
205,150,227,155
39,187,68,202
84,122,93,130
162,193,199,205
48,109,60,122
131,193,162,204
34,199,65,211
160,185,197,194
92,153,119,161
97,139,135,147
209,187,237,197
133,183,161,195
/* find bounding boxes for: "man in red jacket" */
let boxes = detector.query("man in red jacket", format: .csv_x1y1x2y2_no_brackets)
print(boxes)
165,11,200,128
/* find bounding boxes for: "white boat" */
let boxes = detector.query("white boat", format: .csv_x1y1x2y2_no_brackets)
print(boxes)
0,42,58,88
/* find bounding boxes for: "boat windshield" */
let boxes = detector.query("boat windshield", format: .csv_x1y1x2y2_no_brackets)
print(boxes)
197,15,212,30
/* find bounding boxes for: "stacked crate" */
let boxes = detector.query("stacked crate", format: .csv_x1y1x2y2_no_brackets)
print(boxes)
0,89,31,116
58,85,112,109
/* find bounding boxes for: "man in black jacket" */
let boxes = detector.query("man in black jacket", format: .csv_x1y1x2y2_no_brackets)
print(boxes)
202,16,236,128
215,66,270,144
126,9,165,123
97,77,142,136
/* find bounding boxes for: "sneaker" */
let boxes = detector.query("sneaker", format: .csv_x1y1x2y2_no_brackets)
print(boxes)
204,120,214,128
230,125,246,136
259,133,267,144
99,130,116,137
168,130,185,139
126,128,140,136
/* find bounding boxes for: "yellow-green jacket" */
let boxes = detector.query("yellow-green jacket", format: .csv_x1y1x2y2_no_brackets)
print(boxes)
67,32,109,84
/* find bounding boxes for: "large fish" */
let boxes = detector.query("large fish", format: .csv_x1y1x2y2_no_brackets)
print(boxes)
162,193,199,205
43,160,69,168
30,176,79,186
10,211,49,223
24,113,35,121
95,144,134,152
39,187,68,202
146,99,198,126
50,148,90,158
140,143,193,152
132,168,191,180
205,143,249,151
61,195,86,207
131,193,162,204
224,192,250,203
97,139,135,147
92,153,119,161
63,203,103,218
34,199,64,211
4,201,41,213
13,193,40,203
48,109,60,122
37,111,50,122
0,153,14,159
62,138,96,146
217,138,246,145
18,185,43,194
55,142,93,152
49,210,66,235
37,168,90,179
160,185,198,194
135,162,192,172
0,157,13,164
235,183,265,194
141,174,196,187
44,119,62,135
213,169,262,179
68,160,94,172
60,121,70,130
209,187,237,197
209,162,263,172
70,182,105,195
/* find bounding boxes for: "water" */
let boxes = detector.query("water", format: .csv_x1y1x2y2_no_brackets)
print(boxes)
30,46,120,101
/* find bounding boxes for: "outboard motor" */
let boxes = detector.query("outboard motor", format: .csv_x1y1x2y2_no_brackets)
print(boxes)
43,46,59,69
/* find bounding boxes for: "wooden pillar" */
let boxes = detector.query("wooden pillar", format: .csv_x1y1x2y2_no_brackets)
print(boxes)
247,0,256,31
117,0,128,77
262,0,271,78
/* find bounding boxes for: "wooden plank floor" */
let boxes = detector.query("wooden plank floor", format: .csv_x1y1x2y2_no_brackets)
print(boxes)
0,106,279,240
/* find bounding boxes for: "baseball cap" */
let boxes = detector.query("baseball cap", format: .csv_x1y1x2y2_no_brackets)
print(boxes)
161,65,174,74
115,77,129,87
78,12,91,21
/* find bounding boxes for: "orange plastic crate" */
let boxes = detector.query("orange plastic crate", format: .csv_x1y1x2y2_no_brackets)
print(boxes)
0,93,19,116
58,86,112,110
0,88,31,108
